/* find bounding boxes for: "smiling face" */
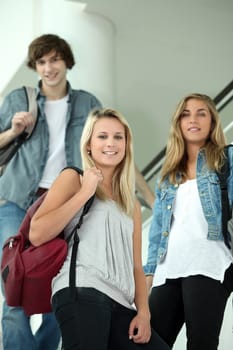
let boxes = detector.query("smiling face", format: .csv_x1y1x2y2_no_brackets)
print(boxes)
87,117,126,170
35,50,67,89
179,98,213,148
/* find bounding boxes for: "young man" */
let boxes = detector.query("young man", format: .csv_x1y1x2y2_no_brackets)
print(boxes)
0,34,101,350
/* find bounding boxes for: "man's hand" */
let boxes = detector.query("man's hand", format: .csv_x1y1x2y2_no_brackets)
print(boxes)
11,112,35,136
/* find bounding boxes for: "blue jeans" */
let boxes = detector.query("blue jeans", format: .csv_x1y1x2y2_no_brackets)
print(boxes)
0,200,61,350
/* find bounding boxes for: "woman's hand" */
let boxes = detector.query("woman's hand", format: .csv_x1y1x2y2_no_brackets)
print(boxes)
80,167,103,198
128,313,151,344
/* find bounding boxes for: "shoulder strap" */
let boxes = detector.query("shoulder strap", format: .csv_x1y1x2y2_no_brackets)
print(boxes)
23,86,38,139
63,166,95,241
62,166,95,297
216,146,231,249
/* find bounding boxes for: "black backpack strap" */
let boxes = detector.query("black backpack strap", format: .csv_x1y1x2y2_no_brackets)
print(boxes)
61,166,95,298
216,146,232,249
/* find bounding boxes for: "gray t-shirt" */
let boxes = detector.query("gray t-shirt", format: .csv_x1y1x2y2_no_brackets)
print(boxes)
52,197,135,309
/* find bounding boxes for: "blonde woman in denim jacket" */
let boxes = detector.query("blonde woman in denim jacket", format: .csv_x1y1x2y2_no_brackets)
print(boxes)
144,93,233,350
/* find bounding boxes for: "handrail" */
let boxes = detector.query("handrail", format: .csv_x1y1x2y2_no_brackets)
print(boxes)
141,80,233,180
214,80,233,105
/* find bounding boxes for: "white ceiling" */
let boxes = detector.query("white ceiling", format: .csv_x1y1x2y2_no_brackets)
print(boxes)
66,1,233,170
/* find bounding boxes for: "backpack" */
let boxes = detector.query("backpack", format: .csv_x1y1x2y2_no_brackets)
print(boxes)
1,166,94,315
216,145,233,254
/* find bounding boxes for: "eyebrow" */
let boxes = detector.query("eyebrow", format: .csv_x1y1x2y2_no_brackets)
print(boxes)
97,131,124,134
183,108,207,112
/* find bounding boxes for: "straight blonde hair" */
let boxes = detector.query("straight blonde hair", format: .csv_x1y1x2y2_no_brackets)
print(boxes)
80,108,135,217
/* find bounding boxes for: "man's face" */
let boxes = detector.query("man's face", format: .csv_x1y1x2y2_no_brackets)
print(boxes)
35,51,67,89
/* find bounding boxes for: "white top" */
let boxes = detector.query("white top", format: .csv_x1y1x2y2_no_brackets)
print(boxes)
153,179,233,287
52,198,135,309
39,96,68,188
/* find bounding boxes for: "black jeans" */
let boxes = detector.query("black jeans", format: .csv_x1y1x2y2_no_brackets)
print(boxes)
52,287,170,350
149,264,233,350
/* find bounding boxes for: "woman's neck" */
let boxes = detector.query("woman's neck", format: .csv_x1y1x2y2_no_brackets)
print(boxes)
100,183,113,199
185,144,200,180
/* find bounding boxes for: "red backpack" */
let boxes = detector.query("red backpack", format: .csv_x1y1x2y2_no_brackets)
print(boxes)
1,166,94,315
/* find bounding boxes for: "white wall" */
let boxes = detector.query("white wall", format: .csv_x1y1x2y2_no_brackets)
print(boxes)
0,0,36,94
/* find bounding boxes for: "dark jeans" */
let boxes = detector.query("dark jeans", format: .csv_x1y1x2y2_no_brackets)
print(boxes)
52,287,170,350
149,264,233,350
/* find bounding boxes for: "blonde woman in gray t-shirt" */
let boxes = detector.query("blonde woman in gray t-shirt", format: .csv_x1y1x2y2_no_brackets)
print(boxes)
29,108,170,350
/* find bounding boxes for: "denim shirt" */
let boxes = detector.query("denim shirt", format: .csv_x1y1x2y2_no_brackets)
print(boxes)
0,81,101,210
143,147,233,275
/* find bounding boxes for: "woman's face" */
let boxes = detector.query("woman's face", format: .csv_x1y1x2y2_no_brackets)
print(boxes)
179,98,212,147
88,117,126,170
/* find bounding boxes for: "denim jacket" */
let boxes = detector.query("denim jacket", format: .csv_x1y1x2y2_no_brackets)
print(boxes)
143,147,233,275
0,81,101,210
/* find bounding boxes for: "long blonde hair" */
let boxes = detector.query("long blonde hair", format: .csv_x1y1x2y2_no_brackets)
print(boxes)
80,108,135,216
161,93,226,184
